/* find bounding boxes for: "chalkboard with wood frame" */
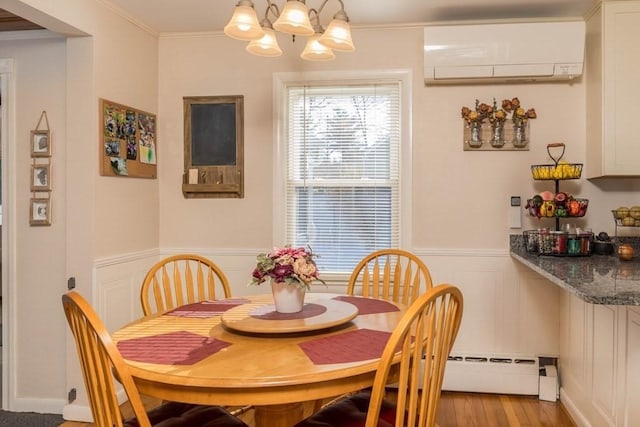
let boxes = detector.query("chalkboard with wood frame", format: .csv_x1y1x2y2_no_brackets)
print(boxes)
182,95,244,198
99,99,157,179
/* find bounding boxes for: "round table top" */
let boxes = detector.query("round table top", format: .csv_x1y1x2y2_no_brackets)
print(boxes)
113,293,405,407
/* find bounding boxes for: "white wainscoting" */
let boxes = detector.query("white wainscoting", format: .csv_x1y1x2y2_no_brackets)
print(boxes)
93,247,562,394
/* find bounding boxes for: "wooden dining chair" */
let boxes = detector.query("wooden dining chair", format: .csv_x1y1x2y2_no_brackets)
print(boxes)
347,249,433,306
296,283,463,427
62,291,249,427
140,254,232,315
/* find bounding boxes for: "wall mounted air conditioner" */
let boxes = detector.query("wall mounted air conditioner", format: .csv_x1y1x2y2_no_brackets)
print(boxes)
424,21,585,85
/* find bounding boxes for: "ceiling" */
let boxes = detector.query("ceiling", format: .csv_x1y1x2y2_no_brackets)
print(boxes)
1,0,598,34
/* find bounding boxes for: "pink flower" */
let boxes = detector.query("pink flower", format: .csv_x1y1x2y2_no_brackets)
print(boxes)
249,245,325,290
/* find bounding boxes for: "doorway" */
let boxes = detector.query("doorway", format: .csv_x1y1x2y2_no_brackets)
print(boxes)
0,70,4,406
0,58,14,409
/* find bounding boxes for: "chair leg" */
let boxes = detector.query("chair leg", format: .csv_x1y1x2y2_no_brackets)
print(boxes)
228,405,253,417
312,399,324,413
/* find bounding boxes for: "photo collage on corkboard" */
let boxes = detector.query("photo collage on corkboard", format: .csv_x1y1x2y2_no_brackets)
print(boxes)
100,99,157,178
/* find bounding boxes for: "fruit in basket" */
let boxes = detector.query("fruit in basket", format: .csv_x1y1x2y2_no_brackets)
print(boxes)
540,190,554,201
540,200,556,217
567,199,581,216
622,216,635,226
554,192,568,206
531,166,541,180
525,198,541,218
554,161,571,179
615,207,630,219
630,206,640,219
555,205,567,217
553,166,562,179
578,199,588,216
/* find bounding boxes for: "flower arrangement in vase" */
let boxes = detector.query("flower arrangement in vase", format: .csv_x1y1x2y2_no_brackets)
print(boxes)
461,97,537,148
461,99,492,147
249,245,325,313
488,98,508,147
501,97,537,147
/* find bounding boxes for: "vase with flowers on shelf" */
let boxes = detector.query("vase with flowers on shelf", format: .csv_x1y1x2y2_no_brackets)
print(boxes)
502,97,536,148
249,245,325,313
461,99,491,148
488,98,507,148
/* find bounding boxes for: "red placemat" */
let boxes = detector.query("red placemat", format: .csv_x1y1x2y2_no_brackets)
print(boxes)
298,328,392,364
333,296,399,315
249,303,327,320
117,331,231,365
166,298,250,318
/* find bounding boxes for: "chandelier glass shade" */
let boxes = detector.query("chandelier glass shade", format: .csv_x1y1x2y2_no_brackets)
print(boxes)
246,20,283,56
273,1,314,35
224,0,355,60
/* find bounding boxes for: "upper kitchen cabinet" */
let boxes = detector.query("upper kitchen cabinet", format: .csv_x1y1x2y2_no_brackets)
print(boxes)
586,1,640,178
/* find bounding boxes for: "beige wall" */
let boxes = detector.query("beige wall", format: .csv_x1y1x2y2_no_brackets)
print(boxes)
158,26,640,253
1,34,68,405
0,0,159,413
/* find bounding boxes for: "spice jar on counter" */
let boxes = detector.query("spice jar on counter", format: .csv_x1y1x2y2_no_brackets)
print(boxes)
552,231,568,254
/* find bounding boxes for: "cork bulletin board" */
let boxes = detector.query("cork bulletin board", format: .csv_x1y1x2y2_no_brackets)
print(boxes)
99,98,157,178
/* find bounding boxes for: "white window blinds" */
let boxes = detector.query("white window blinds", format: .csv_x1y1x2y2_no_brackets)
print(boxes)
285,83,401,274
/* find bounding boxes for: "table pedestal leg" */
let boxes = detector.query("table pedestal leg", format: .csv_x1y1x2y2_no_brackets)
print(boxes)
254,402,304,427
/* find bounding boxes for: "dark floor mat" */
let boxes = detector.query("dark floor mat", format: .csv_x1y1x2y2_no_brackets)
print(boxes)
0,410,63,426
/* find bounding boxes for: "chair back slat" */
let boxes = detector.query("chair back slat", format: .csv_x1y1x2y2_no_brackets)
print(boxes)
365,284,463,427
347,249,433,305
206,268,216,299
63,292,153,427
141,254,232,315
173,260,186,307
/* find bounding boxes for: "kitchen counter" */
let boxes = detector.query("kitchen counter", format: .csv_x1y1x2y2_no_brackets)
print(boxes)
510,235,640,305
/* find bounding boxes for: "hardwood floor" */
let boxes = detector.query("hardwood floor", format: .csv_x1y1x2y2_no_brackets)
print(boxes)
58,392,576,426
436,392,576,427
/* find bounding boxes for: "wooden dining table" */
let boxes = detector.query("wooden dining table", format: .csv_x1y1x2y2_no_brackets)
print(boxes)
112,292,406,427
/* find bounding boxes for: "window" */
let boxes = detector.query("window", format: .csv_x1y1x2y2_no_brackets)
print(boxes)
278,77,406,275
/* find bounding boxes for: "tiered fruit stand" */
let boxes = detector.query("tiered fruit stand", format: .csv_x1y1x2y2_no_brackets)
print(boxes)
526,143,587,231
524,143,591,256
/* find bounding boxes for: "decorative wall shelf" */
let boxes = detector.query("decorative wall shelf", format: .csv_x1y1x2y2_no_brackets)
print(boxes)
462,122,530,151
182,95,244,199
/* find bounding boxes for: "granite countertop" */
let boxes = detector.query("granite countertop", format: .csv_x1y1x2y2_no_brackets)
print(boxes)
510,235,640,305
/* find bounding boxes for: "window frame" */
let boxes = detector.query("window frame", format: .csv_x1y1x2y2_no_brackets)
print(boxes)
273,70,413,283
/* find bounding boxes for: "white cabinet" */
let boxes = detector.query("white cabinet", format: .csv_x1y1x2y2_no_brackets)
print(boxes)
560,293,640,426
586,1,640,178
622,307,640,425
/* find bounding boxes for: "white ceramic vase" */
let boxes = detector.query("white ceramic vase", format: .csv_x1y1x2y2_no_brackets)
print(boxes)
271,280,306,313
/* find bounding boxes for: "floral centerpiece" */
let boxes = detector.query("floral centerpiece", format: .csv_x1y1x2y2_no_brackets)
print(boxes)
249,245,325,290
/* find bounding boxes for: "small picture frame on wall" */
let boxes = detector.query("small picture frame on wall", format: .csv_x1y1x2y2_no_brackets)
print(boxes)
31,130,51,157
30,197,51,226
31,164,51,192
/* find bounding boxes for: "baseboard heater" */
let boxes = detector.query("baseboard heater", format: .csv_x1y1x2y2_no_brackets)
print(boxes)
441,354,540,395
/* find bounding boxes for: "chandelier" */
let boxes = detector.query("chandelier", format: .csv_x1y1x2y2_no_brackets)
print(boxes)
224,0,355,61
